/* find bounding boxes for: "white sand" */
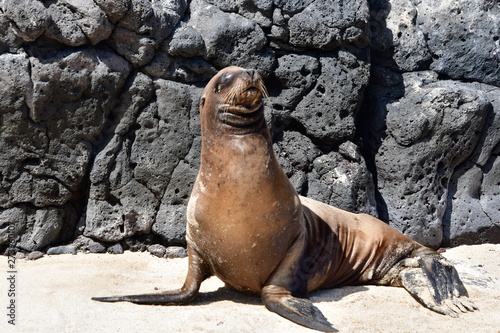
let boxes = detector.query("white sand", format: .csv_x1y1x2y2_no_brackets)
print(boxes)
1,244,499,333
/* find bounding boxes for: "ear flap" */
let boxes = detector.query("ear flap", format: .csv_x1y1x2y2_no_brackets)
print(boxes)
200,97,205,107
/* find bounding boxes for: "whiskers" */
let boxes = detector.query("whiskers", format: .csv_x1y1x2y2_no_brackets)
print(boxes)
261,81,270,109
221,76,269,107
223,80,246,106
260,80,269,100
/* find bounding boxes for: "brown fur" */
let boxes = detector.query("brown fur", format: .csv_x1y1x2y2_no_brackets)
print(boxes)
93,67,476,332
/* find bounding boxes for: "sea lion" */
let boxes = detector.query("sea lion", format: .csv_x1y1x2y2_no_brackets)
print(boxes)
93,66,476,332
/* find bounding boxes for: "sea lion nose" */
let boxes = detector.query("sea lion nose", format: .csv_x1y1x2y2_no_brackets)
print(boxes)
243,69,257,82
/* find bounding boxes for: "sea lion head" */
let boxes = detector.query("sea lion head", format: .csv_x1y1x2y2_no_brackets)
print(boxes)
200,66,268,134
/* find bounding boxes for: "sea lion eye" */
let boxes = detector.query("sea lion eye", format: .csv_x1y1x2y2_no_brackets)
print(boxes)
214,73,232,93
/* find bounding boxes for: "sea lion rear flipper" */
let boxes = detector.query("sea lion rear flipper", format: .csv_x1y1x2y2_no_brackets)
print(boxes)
92,289,195,305
262,285,337,332
399,253,477,317
92,244,211,305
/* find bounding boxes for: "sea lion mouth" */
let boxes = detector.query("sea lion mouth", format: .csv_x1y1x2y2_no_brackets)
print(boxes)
221,84,264,110
217,103,264,128
217,74,268,128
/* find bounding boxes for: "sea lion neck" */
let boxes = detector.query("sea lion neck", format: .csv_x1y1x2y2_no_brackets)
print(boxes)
200,121,275,170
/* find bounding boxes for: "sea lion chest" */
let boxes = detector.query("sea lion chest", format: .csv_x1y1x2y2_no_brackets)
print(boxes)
186,134,301,293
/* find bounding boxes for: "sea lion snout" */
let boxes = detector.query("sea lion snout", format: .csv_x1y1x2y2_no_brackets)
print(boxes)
221,68,266,111
239,69,262,105
240,68,258,82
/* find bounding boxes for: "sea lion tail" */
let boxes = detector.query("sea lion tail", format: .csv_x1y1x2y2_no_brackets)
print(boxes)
93,244,211,306
92,288,197,305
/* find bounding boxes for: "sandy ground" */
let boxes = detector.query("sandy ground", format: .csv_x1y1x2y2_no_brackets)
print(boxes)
0,244,499,333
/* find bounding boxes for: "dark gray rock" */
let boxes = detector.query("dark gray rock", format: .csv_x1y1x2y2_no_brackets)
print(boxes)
8,205,78,252
107,242,124,254
165,246,188,258
148,243,167,257
27,251,44,260
0,11,24,53
85,78,195,242
369,0,431,72
274,0,315,14
116,0,187,43
307,146,378,216
71,235,107,253
94,0,130,23
131,79,195,196
0,45,129,251
122,237,149,252
290,51,370,146
153,204,187,245
419,0,500,86
445,163,499,246
166,25,206,58
271,53,320,111
0,0,498,254
109,26,156,67
273,130,376,215
273,130,321,179
479,157,500,236
374,73,490,248
85,177,159,242
73,76,151,248
87,239,107,253
143,54,218,83
0,52,31,114
150,146,198,246
111,72,155,136
188,0,275,75
27,45,130,144
288,0,370,49
205,0,273,27
444,84,500,246
2,0,50,42
108,0,187,67
61,0,114,45
43,0,114,46
44,0,87,46
268,8,289,46
47,245,77,255
375,0,500,85
161,160,198,206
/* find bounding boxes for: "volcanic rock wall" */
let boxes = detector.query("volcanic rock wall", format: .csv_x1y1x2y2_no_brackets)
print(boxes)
0,0,498,255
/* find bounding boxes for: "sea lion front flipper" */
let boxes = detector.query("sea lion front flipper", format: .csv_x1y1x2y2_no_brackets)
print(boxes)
261,285,337,333
92,244,211,305
399,253,477,317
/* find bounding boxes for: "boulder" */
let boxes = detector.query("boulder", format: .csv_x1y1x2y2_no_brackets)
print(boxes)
307,143,378,216
84,79,196,242
288,0,370,49
290,51,370,147
187,0,275,75
372,0,500,85
444,84,500,245
374,73,490,247
2,0,50,42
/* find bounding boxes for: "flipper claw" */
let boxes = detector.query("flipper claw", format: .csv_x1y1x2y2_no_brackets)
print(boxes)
399,253,477,317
